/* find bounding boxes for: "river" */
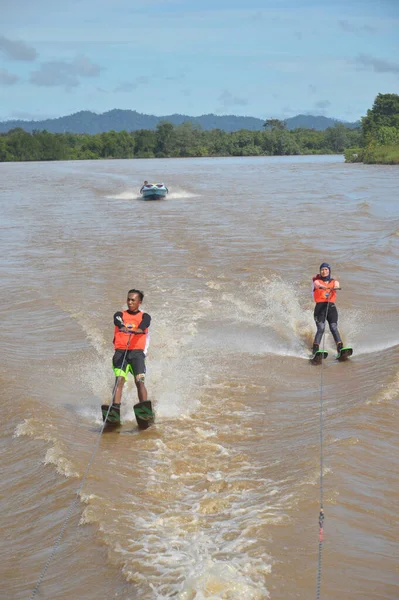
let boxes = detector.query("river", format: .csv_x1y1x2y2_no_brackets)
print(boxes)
1,155,398,599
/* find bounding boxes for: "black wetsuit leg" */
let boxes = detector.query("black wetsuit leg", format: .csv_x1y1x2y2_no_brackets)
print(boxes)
313,302,342,345
326,305,342,344
313,303,327,345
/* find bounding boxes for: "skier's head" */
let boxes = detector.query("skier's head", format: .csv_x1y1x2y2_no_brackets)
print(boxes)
319,263,331,281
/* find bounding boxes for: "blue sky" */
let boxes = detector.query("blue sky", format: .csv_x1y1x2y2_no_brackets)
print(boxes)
1,0,398,122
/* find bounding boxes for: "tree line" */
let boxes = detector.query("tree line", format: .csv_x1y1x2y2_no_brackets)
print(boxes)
344,93,399,165
0,120,361,162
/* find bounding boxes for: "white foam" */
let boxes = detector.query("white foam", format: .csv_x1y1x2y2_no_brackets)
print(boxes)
106,191,139,200
167,190,200,199
355,340,399,356
175,559,269,600
44,446,80,478
210,276,314,357
106,189,200,201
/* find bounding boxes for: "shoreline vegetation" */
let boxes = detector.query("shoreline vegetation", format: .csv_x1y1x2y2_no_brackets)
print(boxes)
0,122,361,162
344,93,399,165
1,94,398,165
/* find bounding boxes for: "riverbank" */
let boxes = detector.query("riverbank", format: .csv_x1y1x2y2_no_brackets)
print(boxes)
345,144,399,165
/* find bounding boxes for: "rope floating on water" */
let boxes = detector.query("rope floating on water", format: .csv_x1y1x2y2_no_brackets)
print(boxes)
315,298,330,600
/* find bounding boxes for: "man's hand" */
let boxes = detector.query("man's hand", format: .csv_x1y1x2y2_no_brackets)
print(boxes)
121,326,143,334
116,316,125,327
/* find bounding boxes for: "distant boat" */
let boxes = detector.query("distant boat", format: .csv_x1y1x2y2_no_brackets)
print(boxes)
140,182,169,200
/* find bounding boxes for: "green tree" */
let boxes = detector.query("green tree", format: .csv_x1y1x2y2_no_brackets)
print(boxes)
345,127,362,149
114,130,135,158
134,129,156,158
34,131,68,160
361,93,399,143
6,128,41,161
260,130,277,155
155,121,176,157
291,128,325,154
229,130,257,155
274,130,300,155
100,131,120,158
0,135,14,161
263,119,287,131
173,122,202,157
78,133,104,157
323,123,350,153
241,144,262,156
207,129,230,156
375,126,399,146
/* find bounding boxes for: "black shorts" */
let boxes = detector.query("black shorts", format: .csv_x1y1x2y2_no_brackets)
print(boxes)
112,349,146,381
314,302,338,324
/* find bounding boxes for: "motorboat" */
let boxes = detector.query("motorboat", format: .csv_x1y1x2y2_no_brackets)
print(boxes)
140,182,169,200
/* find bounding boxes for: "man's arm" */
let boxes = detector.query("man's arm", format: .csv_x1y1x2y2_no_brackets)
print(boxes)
114,311,125,328
114,311,134,333
116,313,151,334
133,313,151,334
113,312,151,333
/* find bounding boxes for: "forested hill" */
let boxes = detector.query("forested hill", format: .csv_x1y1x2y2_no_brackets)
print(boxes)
0,109,359,134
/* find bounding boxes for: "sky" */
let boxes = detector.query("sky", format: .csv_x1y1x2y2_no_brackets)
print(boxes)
0,0,398,123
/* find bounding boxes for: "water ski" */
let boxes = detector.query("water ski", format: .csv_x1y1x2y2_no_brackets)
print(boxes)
101,404,121,425
133,401,154,430
336,346,353,361
310,350,328,365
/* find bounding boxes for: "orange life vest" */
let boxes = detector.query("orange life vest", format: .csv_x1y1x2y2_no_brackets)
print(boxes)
113,310,149,351
312,276,337,303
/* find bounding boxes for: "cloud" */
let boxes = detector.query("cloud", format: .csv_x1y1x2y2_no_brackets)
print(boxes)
248,11,265,22
0,35,38,61
281,105,297,118
30,55,104,89
217,89,248,108
281,101,335,119
338,20,376,35
314,100,331,110
9,110,58,120
343,106,361,120
0,69,19,85
355,54,399,76
73,55,103,77
165,72,186,82
114,71,185,93
115,76,150,92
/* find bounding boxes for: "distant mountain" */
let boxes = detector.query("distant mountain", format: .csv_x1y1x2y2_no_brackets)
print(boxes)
0,109,360,134
284,114,359,130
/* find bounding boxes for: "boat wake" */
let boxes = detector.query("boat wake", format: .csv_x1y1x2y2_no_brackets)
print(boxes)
106,189,200,201
106,190,139,200
167,190,200,199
